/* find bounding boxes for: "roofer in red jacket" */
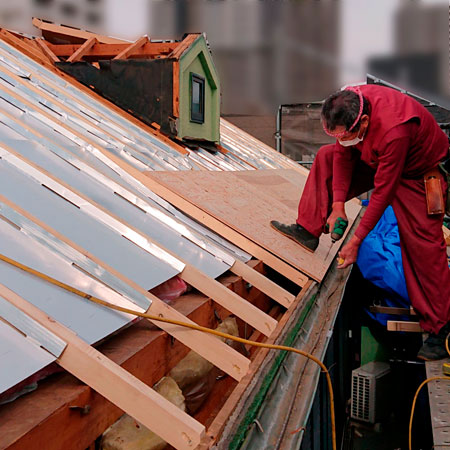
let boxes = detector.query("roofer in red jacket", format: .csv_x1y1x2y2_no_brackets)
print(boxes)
271,84,450,360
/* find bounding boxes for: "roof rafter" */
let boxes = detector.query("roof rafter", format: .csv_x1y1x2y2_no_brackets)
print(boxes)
67,36,97,63
113,35,149,60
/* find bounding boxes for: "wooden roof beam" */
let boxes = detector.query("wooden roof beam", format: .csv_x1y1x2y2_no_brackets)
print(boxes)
113,35,149,60
34,38,60,63
67,36,97,63
169,33,201,59
46,42,179,61
32,18,127,45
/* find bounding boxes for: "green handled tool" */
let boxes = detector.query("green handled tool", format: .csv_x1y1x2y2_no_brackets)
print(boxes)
325,217,348,243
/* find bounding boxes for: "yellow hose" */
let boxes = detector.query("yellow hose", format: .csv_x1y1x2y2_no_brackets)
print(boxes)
0,253,337,450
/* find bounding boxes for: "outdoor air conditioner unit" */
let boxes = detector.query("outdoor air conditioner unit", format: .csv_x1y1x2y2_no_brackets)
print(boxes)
351,361,391,423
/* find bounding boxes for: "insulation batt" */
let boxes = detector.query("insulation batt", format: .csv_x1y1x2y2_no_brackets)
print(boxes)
101,318,239,448
100,376,185,450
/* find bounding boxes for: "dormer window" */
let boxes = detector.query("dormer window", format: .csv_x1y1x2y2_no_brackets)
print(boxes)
190,73,205,124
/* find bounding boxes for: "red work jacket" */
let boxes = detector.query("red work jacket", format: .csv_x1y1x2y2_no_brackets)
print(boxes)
332,84,449,239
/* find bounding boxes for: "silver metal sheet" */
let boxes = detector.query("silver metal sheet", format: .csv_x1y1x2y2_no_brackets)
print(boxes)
0,319,55,395
0,158,180,290
0,296,66,357
0,136,231,278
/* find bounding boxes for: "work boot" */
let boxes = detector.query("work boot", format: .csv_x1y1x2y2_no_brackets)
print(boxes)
270,221,319,252
417,323,450,361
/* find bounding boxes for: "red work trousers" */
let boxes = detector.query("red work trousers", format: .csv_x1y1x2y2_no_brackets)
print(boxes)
296,144,450,334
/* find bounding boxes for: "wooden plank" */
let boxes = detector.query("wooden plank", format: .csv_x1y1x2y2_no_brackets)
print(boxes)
181,266,277,337
0,284,205,450
169,34,200,59
173,61,180,117
113,36,149,60
200,280,314,448
230,259,295,308
67,37,97,63
369,306,411,315
147,170,360,282
0,193,250,381
32,18,127,45
387,320,423,332
34,38,60,63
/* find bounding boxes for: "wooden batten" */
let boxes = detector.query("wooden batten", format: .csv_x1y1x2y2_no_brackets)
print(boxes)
67,37,97,63
173,61,180,117
0,284,205,450
230,259,295,308
387,320,423,332
169,34,201,60
113,36,149,60
34,38,60,63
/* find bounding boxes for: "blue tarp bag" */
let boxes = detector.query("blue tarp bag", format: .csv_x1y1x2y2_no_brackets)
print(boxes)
356,205,410,325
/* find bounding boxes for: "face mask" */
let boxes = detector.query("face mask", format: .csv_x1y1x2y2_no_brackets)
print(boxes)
338,127,366,147
338,135,364,147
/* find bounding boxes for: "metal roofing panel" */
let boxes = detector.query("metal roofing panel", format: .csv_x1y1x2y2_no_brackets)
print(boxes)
0,319,55,396
220,119,303,171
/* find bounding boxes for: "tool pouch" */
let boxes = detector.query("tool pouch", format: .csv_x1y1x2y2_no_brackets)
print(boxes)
424,167,445,215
